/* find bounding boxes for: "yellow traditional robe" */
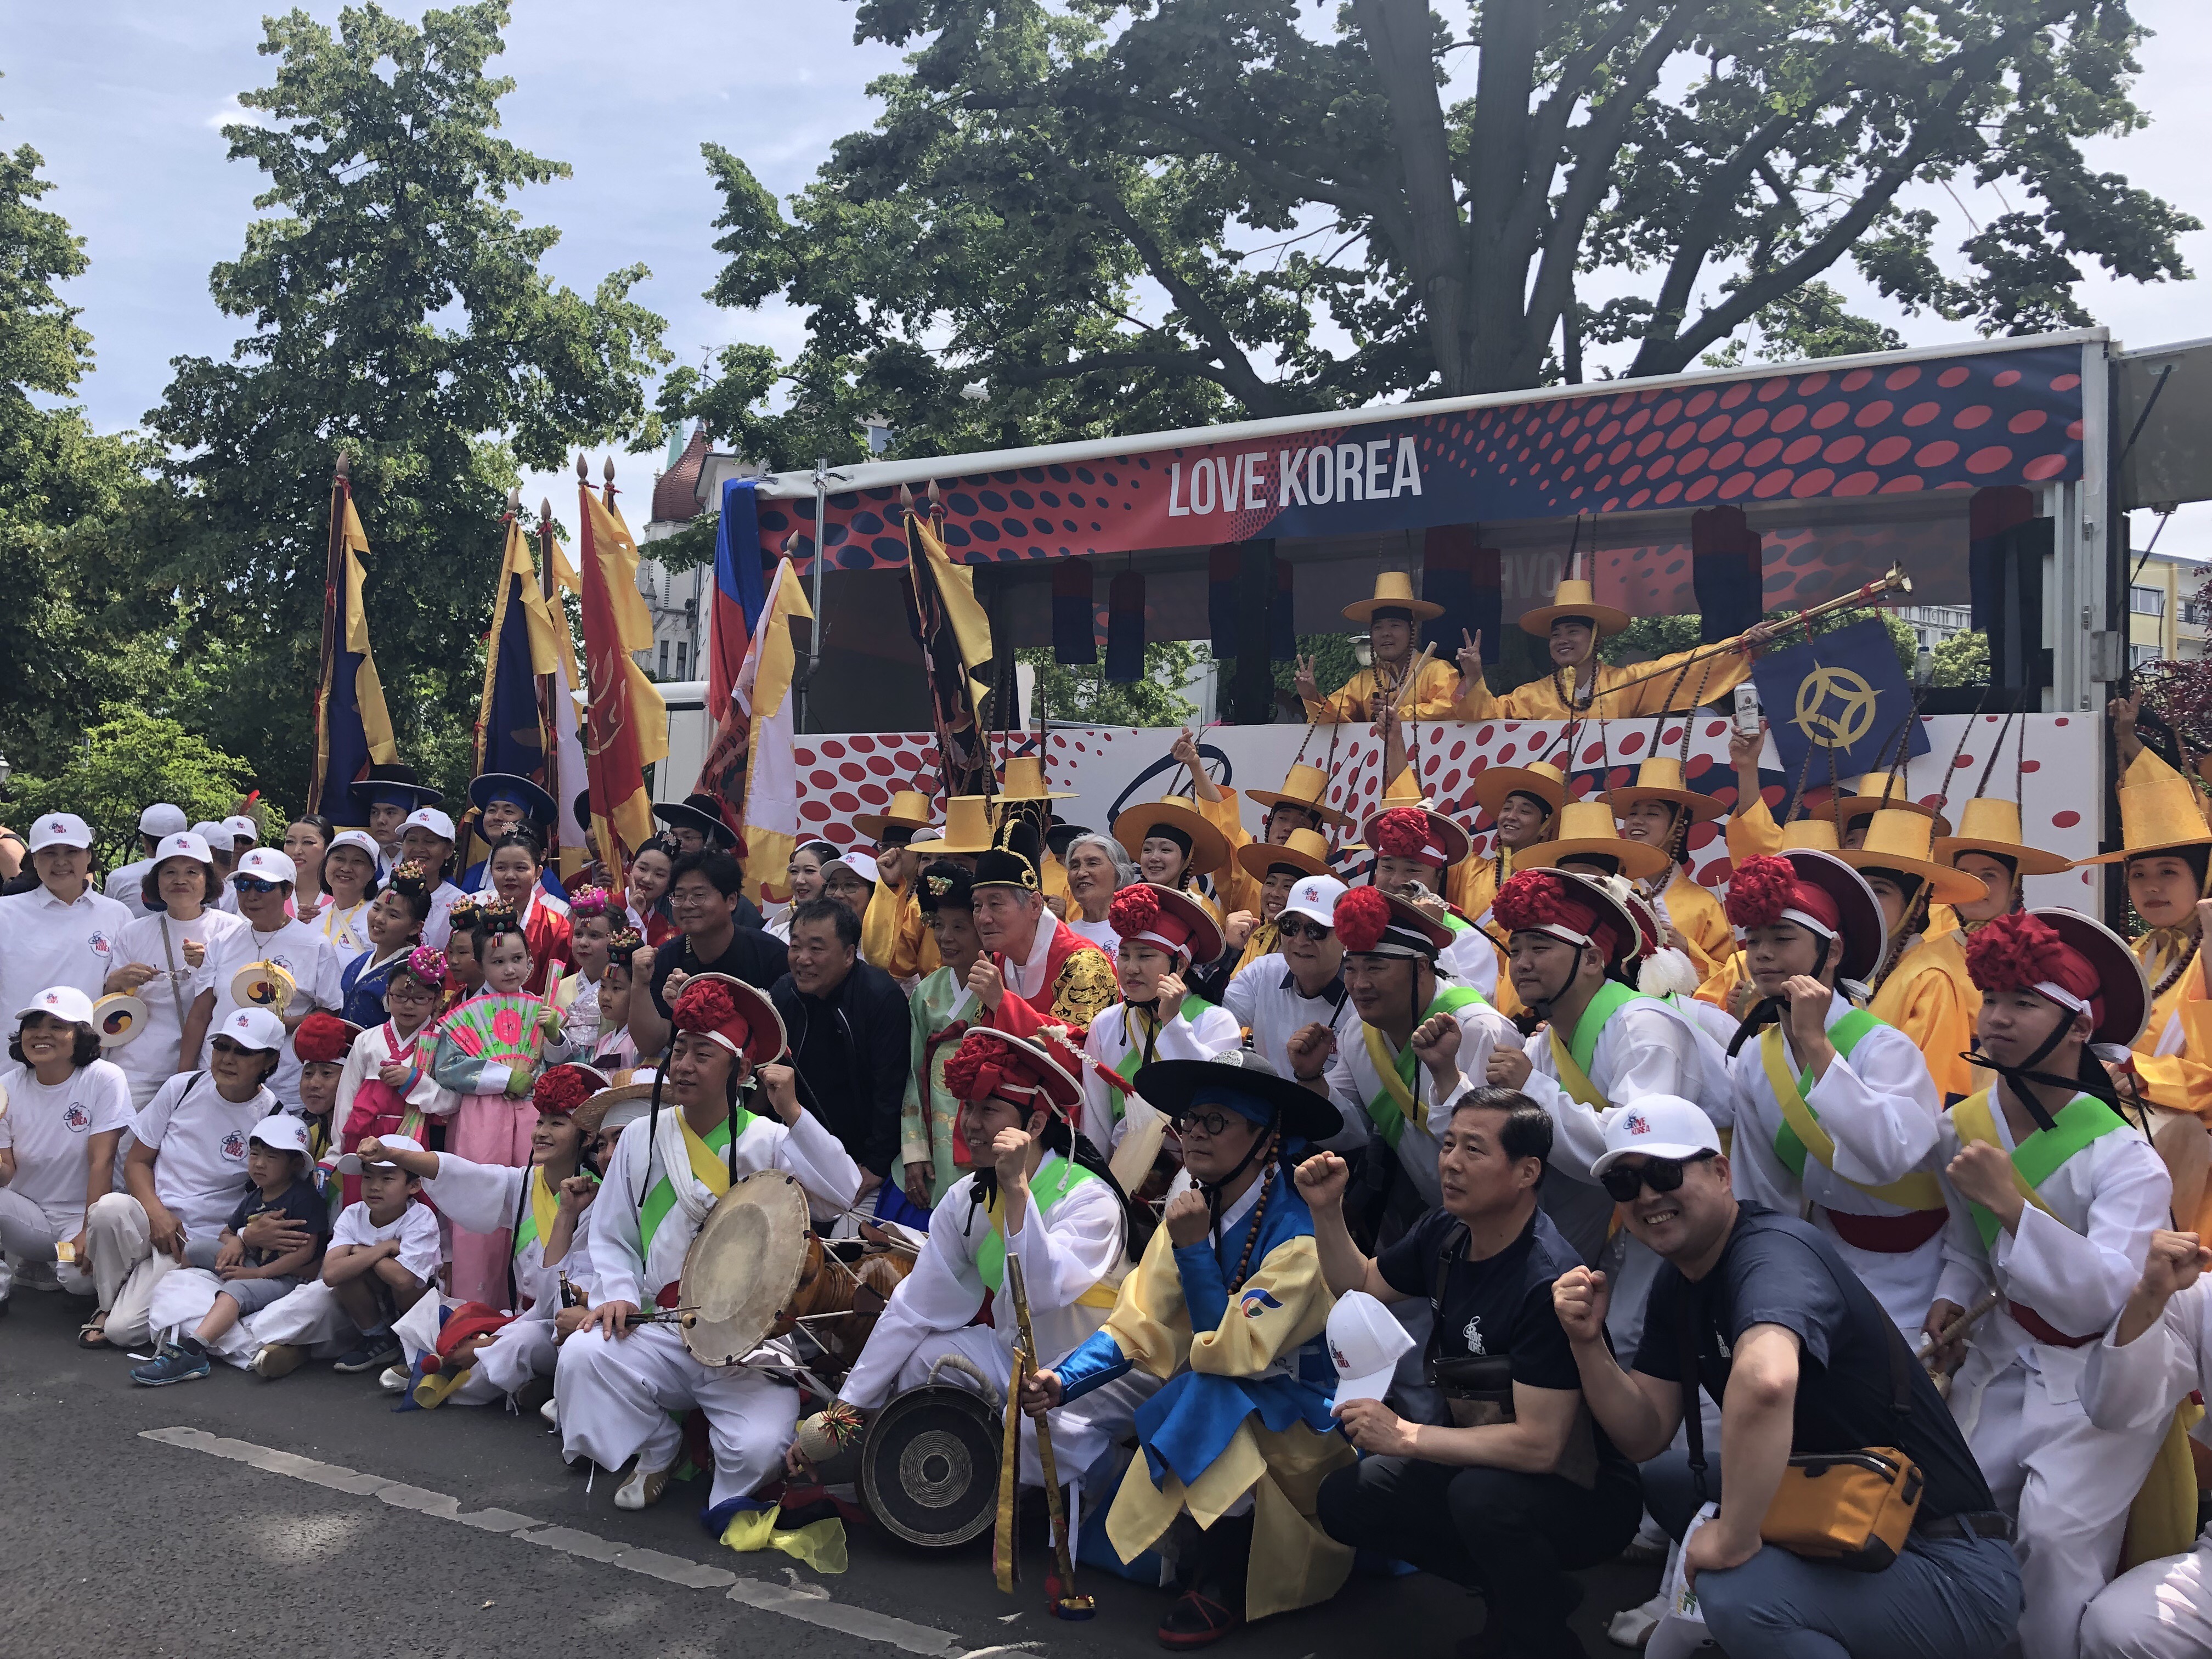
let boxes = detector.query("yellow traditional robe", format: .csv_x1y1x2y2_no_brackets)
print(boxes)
1646,866,1736,982
1451,644,1753,723
1869,930,1978,1100
860,880,940,982
1303,656,1466,725
1197,787,1265,921
1450,849,1516,1012
1726,793,1784,864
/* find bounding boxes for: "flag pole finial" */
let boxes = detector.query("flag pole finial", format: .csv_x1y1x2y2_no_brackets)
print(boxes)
602,456,616,487
335,450,352,481
540,497,552,523
505,484,522,516
575,453,589,481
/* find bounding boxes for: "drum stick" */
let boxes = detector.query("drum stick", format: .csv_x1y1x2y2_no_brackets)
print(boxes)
1915,1288,2001,1365
1008,1255,1094,1620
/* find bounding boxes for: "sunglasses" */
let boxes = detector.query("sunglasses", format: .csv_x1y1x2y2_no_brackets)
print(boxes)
210,1036,262,1057
233,876,283,894
1599,1150,1718,1205
1278,918,1332,943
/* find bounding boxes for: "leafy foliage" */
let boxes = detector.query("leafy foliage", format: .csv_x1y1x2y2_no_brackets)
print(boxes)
1700,281,1907,369
1020,640,1201,727
10,706,258,872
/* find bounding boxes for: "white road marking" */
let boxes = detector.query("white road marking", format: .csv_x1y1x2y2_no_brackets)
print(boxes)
141,1426,968,1655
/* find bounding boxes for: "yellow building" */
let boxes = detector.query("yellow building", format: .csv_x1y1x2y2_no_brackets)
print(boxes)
2127,549,2210,669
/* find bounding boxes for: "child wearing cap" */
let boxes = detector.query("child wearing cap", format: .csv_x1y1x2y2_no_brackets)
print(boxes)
0,986,135,1311
0,812,134,1023
180,845,345,1111
318,1135,443,1375
899,862,986,1209
106,832,246,1108
291,1011,356,1170
132,1114,329,1386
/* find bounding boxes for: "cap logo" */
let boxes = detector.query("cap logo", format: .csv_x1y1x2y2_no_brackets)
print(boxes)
1626,1114,1649,1135
42,992,59,1006
1329,1343,1348,1369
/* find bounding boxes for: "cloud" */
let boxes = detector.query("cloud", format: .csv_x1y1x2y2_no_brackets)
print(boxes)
204,93,269,133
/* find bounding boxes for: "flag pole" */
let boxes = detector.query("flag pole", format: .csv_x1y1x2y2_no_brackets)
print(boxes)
534,491,563,869
308,450,353,812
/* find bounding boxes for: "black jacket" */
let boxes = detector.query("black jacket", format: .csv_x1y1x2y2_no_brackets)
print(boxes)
771,958,910,1178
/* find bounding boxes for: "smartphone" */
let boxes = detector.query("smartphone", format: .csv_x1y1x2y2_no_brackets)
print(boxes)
1732,684,1762,738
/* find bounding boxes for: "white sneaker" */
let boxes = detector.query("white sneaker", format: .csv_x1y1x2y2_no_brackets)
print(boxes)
614,1463,672,1511
539,1396,558,1426
377,1364,409,1393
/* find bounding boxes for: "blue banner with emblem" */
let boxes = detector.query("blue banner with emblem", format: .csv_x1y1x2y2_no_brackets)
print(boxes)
1749,618,1929,789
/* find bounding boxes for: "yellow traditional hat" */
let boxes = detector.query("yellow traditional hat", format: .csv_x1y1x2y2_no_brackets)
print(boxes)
1234,826,1333,884
1933,797,2071,877
1471,759,1568,821
907,795,997,856
1511,800,1672,882
2076,755,2212,864
1516,577,1632,640
996,755,1076,802
1607,757,1725,825
851,788,937,843
1778,817,1841,851
1832,770,1951,837
1246,761,1356,831
1835,809,1989,904
1111,795,1231,877
1341,569,1443,625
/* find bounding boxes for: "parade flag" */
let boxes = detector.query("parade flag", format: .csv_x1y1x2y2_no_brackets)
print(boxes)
732,558,813,905
539,525,591,881
475,513,554,784
1750,617,1930,788
309,460,399,822
706,478,769,724
903,508,995,797
577,468,667,865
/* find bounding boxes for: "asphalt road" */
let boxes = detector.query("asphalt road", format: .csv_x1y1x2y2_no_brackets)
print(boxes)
0,1285,1657,1658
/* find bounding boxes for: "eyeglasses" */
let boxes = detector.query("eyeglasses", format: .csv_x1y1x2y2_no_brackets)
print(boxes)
1278,918,1332,943
1171,1109,1242,1137
1599,1150,1718,1204
233,876,283,894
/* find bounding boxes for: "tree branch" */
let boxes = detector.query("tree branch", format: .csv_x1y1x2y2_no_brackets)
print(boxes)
985,346,1221,388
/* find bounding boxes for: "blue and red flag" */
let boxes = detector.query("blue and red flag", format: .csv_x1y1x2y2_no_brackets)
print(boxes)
706,478,770,724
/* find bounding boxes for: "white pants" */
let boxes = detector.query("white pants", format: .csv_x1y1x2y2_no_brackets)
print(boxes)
82,1192,193,1347
1960,1358,2170,1659
556,1323,799,1510
148,1268,254,1363
887,1326,1155,1492
393,1293,554,1404
2081,1526,2212,1659
244,1280,358,1357
0,1187,93,1295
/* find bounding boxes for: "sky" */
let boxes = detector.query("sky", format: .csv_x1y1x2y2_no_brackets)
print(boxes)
5,0,2210,555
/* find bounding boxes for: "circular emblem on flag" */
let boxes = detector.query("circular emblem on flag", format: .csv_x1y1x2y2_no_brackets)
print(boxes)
1791,665,1879,751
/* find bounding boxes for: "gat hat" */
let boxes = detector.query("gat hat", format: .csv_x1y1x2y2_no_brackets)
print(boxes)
1328,1290,1417,1407
151,832,214,868
1235,827,1334,885
1493,867,1643,970
826,849,881,886
1608,757,1726,826
138,803,188,838
1108,882,1225,967
671,973,787,1066
1832,769,1951,836
1133,1048,1344,1146
222,815,262,845
1836,809,1989,906
1333,885,1453,959
970,843,1043,893
1246,762,1356,832
1725,849,1887,983
16,985,95,1025
1517,577,1631,640
997,755,1076,802
401,806,458,843
2076,751,2212,865
26,814,93,853
324,828,382,865
853,788,938,843
229,961,297,1013
1471,759,1568,822
651,793,738,849
1111,795,1230,878
1589,1095,1724,1177
351,764,443,817
1362,800,1472,872
249,1113,314,1165
1279,874,1348,930
468,772,557,827
941,1028,1084,1118
1512,800,1672,882
1341,569,1443,625
1779,817,1841,851
334,1132,425,1175
575,1070,656,1137
215,1006,287,1052
1935,797,2071,877
92,992,150,1047
232,847,298,885
1966,907,2149,1052
909,795,996,857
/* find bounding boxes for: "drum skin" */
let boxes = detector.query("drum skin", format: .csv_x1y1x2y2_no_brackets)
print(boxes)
678,1171,812,1366
860,1385,1002,1548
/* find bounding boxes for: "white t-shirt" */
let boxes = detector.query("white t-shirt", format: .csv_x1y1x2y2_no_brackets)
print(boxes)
420,881,468,951
132,1070,279,1245
0,884,133,1025
193,917,343,1108
0,1059,134,1234
111,909,248,1107
313,899,374,974
330,1198,443,1285
1067,916,1121,956
106,860,155,919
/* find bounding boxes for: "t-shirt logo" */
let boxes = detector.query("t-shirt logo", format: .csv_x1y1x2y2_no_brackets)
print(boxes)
88,930,114,958
1462,1314,1486,1355
63,1103,92,1132
219,1130,249,1164
1624,1113,1649,1136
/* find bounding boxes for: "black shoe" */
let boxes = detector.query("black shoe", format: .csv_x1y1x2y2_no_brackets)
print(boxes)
1157,1513,1254,1649
333,1328,402,1374
1158,1588,1242,1649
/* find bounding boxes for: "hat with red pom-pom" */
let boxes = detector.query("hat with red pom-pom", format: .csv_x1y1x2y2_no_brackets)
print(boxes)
1723,849,1885,983
1333,883,1453,960
1966,908,2146,1051
1359,804,1470,873
292,1012,362,1065
670,972,787,1066
940,1029,1083,1117
532,1062,611,1118
1108,882,1224,967
1492,868,1639,969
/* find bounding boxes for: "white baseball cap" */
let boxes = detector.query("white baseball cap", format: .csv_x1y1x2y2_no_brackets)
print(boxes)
403,807,457,842
215,1006,287,1052
27,814,93,853
1279,873,1347,929
222,815,262,844
829,849,881,885
233,847,297,885
193,820,235,851
16,985,97,1024
152,832,213,867
249,1113,314,1164
138,803,188,837
1588,1095,1724,1177
1326,1290,1415,1408
335,1132,425,1174
326,829,382,862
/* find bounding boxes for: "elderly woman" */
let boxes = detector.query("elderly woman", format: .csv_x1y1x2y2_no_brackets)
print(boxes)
106,832,246,1108
0,986,134,1316
1062,831,1135,956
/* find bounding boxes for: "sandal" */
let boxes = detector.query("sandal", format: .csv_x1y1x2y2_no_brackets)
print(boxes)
1156,1588,1242,1649
77,1316,111,1349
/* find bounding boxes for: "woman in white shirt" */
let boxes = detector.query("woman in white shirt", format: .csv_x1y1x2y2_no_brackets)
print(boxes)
281,816,335,926
105,833,247,1108
1061,832,1133,955
178,848,343,1111
314,830,380,971
0,985,134,1312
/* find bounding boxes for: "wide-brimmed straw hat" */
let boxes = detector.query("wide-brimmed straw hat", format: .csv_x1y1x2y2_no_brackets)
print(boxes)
1835,809,1989,905
1111,795,1230,877
1512,800,1671,882
1607,757,1725,825
1517,577,1630,640
1246,761,1356,831
1933,797,2071,877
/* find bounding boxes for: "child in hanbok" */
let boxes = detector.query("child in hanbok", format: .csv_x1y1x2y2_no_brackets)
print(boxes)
334,947,456,1206
555,886,615,1053
483,831,572,996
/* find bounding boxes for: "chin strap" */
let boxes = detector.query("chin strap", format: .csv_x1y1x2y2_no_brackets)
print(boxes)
1962,1007,2127,1132
1726,996,1787,1059
1198,1114,1281,1239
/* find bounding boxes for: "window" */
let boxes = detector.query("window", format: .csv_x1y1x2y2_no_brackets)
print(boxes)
675,640,688,679
2131,643,2162,669
2131,586,2166,617
2183,600,2207,627
657,639,670,679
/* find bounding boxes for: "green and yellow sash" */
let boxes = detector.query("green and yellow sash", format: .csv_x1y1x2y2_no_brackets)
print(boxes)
1759,1012,1944,1211
1949,1087,2126,1249
1546,980,1644,1111
975,1154,1118,1311
1364,985,1494,1148
1111,995,1221,1100
512,1165,562,1260
639,1108,754,1256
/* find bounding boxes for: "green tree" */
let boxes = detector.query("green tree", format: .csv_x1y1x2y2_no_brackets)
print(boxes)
138,3,669,808
1930,628,1990,687
1020,640,1200,727
675,0,2194,456
1700,280,1908,369
10,706,258,872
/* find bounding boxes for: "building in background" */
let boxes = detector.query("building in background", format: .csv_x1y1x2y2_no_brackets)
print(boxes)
1895,600,1974,653
2126,547,2210,669
636,424,718,682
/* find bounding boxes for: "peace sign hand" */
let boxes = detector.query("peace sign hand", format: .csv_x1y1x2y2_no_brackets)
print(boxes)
1293,654,1322,703
1456,628,1483,680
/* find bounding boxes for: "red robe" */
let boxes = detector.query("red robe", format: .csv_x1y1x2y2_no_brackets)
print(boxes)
988,918,1118,1039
